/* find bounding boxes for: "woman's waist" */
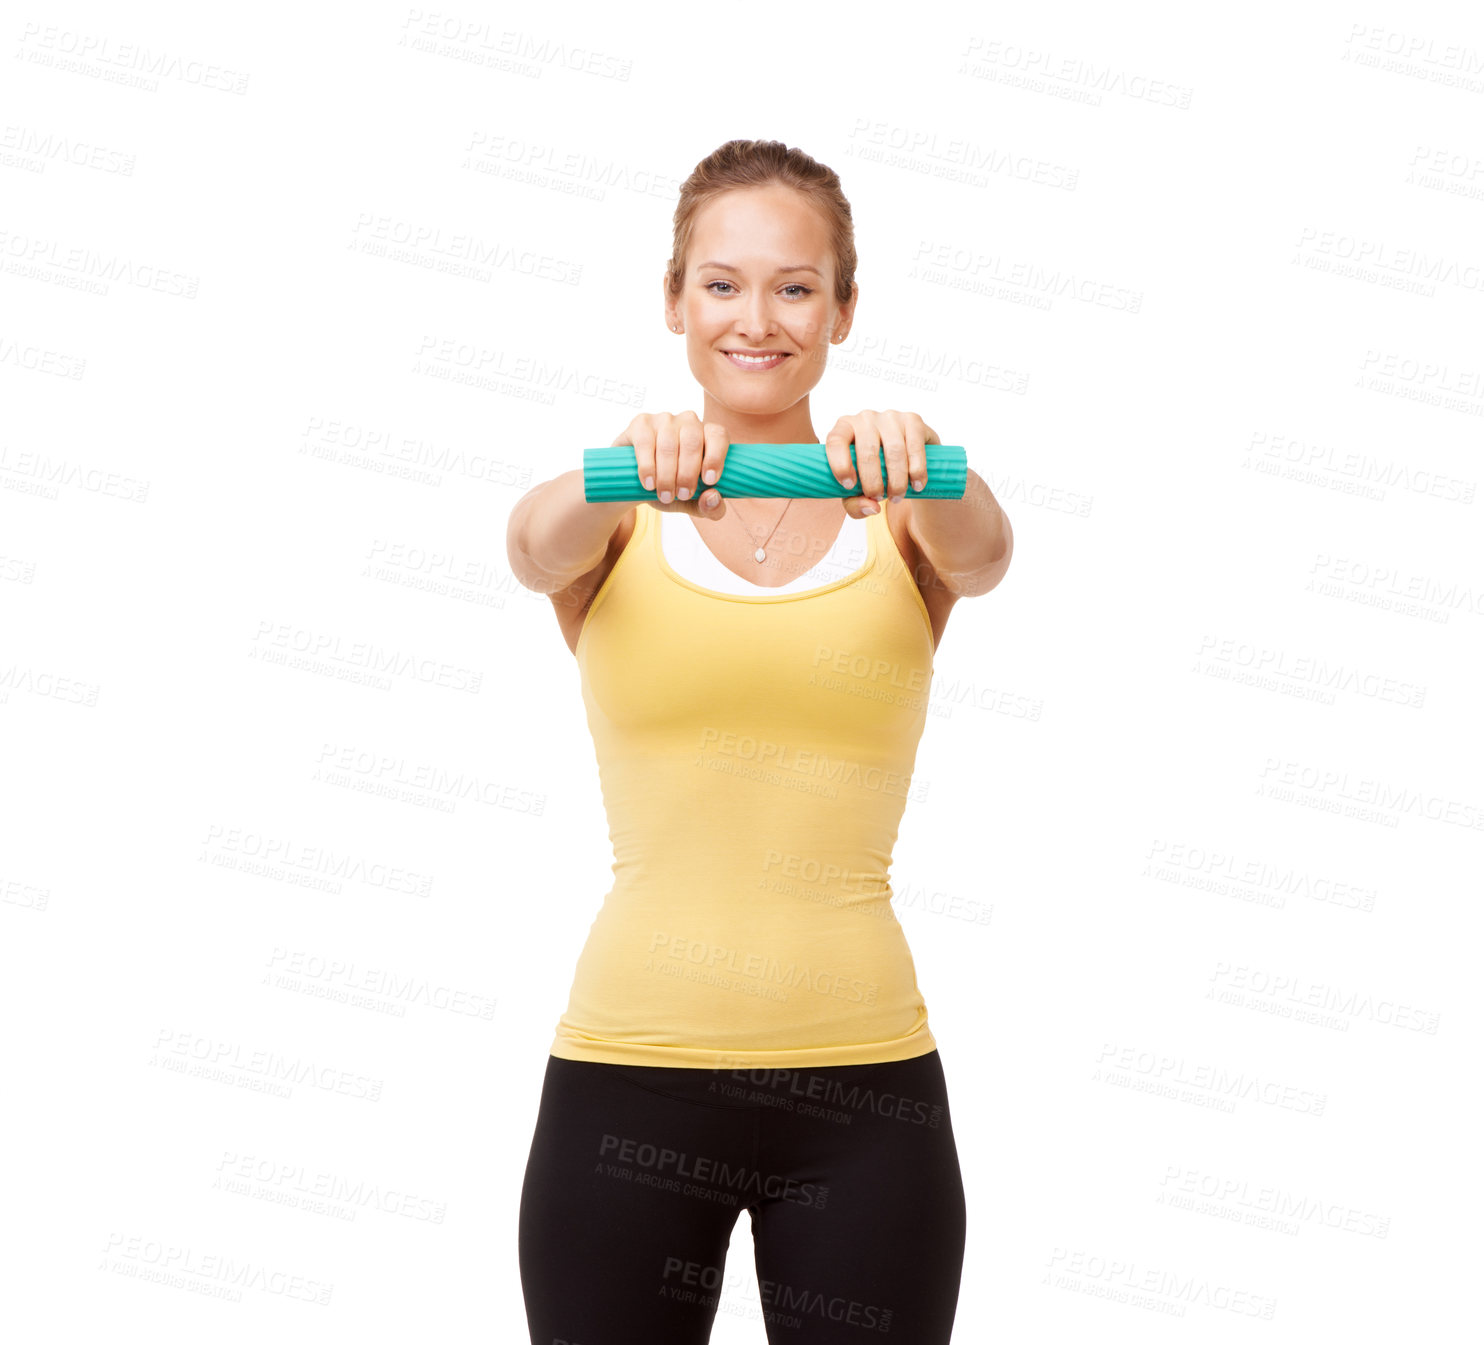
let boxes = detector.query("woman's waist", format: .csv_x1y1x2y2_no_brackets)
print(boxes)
570,920,922,1016
582,889,917,973
598,742,922,806
601,837,910,902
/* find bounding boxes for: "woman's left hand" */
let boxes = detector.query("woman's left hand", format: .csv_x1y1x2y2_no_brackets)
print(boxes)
824,410,940,517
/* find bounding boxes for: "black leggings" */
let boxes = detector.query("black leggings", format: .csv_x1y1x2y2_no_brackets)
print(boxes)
518,1049,967,1344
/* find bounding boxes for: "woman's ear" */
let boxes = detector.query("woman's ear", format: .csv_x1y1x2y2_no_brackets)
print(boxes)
830,281,858,344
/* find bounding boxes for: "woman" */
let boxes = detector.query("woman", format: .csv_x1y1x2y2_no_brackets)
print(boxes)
508,139,1012,1344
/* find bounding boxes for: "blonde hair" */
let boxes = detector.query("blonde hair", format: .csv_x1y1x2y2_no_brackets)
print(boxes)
664,139,857,308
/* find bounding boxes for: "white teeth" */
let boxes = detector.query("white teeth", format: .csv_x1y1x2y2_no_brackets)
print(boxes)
730,352,782,364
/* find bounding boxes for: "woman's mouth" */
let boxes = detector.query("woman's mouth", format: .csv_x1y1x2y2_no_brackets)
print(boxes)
722,351,790,371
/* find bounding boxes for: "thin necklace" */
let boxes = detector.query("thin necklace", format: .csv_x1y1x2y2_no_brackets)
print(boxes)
731,498,795,563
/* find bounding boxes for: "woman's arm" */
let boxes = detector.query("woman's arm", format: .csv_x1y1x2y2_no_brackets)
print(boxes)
506,469,632,596
823,411,1012,599
906,469,1013,598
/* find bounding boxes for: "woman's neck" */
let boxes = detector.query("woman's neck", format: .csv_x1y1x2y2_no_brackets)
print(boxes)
699,395,817,445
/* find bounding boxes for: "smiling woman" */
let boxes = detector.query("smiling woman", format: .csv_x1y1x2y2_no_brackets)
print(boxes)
509,138,1008,1345
661,149,858,437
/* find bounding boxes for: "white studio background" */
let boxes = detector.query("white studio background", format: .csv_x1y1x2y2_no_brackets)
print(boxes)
2,1,1480,1341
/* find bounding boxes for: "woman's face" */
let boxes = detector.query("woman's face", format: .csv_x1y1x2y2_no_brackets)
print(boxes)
666,184,855,418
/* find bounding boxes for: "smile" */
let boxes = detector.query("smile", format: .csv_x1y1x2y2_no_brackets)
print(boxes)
723,351,790,370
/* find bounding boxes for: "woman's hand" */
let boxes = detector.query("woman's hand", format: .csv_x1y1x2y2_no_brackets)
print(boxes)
612,411,730,517
824,410,940,517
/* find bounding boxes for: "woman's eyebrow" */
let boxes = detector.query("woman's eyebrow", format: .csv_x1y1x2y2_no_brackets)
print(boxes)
696,261,823,276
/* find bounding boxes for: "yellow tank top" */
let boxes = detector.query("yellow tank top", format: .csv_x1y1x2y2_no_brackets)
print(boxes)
550,501,939,1069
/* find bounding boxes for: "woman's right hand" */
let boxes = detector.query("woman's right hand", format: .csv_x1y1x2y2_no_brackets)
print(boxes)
611,411,730,517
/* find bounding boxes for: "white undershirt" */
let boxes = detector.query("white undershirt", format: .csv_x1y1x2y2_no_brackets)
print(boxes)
657,506,869,595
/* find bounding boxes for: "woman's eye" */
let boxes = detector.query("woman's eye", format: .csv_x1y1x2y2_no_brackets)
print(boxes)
704,281,814,297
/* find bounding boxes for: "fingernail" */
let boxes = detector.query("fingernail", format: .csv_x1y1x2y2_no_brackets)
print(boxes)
659,489,672,503
643,475,655,490
703,468,718,484
912,478,925,492
841,475,855,489
862,502,879,515
678,486,691,500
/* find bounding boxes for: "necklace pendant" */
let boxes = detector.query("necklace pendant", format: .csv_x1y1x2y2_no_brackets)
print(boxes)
754,546,766,562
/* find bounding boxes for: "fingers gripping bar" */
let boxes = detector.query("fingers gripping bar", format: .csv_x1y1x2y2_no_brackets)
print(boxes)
583,443,968,502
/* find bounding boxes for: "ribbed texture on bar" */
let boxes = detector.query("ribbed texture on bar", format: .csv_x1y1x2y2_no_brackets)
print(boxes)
584,443,967,501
